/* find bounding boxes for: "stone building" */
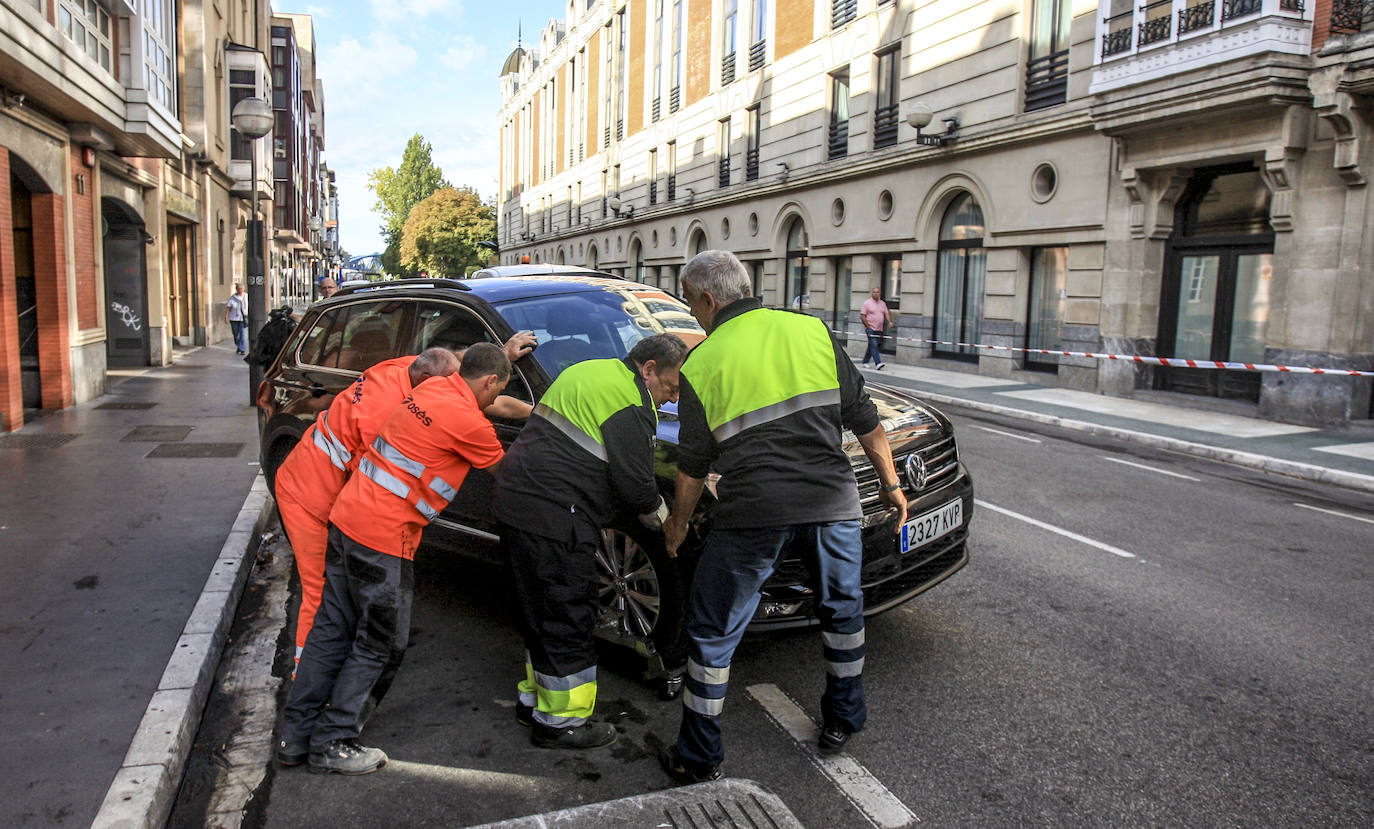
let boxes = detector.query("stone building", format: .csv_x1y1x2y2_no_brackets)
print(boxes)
496,0,1373,427
1,1,333,432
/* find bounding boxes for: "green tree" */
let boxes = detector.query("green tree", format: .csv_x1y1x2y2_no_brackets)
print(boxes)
367,134,449,275
399,187,497,277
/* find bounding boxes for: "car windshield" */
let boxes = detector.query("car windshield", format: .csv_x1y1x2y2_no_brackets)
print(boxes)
495,287,705,379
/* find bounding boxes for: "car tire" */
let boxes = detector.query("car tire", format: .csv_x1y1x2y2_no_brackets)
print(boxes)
595,522,689,672
263,435,298,497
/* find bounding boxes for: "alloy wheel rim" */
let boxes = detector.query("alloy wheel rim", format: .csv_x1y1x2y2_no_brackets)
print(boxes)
595,529,661,637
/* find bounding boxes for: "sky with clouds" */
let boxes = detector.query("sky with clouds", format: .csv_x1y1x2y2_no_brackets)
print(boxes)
306,0,564,257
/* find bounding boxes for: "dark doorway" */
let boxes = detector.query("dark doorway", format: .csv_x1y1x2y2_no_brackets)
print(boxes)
103,198,151,367
10,172,39,408
1156,164,1275,401
933,192,986,361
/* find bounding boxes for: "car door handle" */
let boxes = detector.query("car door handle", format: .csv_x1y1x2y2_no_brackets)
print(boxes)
309,383,328,398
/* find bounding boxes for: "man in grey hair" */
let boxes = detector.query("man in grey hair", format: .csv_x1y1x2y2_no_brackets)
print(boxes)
658,249,907,783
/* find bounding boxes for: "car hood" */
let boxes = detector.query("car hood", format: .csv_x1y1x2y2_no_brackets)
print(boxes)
654,381,951,452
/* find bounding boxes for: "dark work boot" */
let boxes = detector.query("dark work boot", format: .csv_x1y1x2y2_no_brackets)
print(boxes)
275,737,308,767
308,739,388,774
531,721,617,750
818,722,853,754
516,703,534,727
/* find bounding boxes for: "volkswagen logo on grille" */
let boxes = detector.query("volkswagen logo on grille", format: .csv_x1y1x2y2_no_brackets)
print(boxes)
904,453,928,491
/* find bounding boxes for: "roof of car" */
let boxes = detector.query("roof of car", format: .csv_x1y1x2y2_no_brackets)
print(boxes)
335,273,671,306
467,264,609,279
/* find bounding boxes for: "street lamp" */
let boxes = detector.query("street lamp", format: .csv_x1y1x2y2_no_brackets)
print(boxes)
308,216,323,301
906,102,959,147
231,96,274,400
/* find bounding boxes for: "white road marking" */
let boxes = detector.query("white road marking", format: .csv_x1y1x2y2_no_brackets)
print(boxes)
747,683,920,828
974,425,1042,443
1101,456,1199,481
975,499,1138,559
1293,502,1374,526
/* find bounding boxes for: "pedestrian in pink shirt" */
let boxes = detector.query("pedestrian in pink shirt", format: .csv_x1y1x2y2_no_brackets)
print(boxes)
860,287,894,369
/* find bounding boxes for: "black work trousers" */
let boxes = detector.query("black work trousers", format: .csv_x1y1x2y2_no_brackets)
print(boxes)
281,524,413,752
502,520,600,683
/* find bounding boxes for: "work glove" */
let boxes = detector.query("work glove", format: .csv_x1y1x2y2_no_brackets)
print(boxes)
639,497,670,532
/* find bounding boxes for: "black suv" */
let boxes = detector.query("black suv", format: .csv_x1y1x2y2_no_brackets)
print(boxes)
256,271,973,675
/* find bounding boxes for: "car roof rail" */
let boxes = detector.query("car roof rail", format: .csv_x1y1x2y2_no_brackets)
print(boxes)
339,277,472,295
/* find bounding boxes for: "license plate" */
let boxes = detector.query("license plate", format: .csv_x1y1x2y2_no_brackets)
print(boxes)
901,499,963,553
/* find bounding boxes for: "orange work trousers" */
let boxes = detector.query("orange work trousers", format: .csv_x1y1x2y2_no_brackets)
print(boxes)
277,490,329,663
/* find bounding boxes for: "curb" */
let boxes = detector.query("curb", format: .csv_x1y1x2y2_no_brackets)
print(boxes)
910,390,1374,496
91,474,275,829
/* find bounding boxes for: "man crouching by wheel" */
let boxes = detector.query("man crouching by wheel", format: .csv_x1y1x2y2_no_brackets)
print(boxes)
493,333,688,750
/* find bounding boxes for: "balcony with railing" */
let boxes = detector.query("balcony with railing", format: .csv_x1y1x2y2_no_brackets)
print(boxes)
873,104,899,149
718,157,731,188
1331,0,1374,33
1092,0,1312,94
746,147,759,180
722,52,737,86
828,119,849,160
749,39,767,71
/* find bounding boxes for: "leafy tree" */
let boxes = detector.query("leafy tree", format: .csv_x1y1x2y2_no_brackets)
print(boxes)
367,134,449,275
399,187,497,277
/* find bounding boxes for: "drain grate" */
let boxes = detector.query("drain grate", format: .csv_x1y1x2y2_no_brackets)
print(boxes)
122,425,194,442
147,442,243,459
96,402,158,410
0,433,80,449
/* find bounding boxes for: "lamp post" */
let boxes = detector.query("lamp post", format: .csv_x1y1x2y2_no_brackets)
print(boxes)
231,96,274,399
308,216,323,301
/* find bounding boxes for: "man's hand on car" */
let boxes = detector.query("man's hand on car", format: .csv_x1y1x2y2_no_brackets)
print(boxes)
504,331,537,362
663,514,688,558
639,497,670,532
879,485,908,531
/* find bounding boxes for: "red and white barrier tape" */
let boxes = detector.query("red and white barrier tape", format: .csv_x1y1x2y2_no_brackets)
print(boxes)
837,330,1374,377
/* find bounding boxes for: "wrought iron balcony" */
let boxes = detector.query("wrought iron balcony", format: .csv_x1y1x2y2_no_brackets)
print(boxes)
669,86,681,113
749,39,766,71
746,147,759,181
1221,0,1262,19
1025,48,1069,110
616,119,624,141
667,173,676,201
721,52,736,86
718,157,731,188
873,104,899,149
652,97,661,122
1140,0,1173,45
650,180,658,205
1102,11,1134,57
603,126,611,147
1178,0,1215,34
828,120,849,160
1331,0,1373,32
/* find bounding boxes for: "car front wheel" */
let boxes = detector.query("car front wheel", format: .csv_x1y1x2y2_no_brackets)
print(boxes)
594,523,688,674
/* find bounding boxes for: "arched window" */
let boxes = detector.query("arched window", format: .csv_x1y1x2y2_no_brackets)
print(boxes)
784,218,810,309
689,229,707,258
587,244,599,270
933,193,986,360
631,240,644,282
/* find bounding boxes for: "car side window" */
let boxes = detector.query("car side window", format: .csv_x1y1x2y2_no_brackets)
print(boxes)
336,301,410,372
297,308,346,367
407,301,535,404
409,301,497,352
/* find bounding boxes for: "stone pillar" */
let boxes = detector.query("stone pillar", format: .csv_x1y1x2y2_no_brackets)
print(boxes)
31,192,73,409
0,151,22,430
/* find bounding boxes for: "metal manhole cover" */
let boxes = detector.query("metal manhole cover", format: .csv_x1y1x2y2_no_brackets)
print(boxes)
0,433,80,449
122,425,194,442
146,442,243,459
96,402,158,410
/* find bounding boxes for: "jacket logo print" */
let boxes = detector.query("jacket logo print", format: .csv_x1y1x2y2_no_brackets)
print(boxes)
403,396,433,427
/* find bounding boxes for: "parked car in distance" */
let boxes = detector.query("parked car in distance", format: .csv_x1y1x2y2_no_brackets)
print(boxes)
256,270,973,677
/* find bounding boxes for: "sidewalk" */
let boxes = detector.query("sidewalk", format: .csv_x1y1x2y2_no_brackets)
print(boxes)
0,343,271,829
860,360,1374,495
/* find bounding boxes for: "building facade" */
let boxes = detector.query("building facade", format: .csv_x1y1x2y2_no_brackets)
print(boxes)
1,0,332,432
497,0,1373,428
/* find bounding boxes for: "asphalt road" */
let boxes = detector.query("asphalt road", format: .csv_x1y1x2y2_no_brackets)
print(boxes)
207,405,1373,828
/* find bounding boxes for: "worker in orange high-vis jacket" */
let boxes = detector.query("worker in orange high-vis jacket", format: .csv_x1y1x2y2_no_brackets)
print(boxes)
273,335,535,673
277,343,511,776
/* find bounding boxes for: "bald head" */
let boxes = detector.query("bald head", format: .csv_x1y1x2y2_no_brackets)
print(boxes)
408,347,461,386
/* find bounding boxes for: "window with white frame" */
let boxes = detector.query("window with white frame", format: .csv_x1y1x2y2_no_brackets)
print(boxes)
750,0,768,71
653,0,664,120
722,0,738,85
670,0,684,111
143,0,176,110
58,0,112,74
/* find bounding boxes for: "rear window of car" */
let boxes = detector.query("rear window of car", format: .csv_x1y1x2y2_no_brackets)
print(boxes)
495,288,704,378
